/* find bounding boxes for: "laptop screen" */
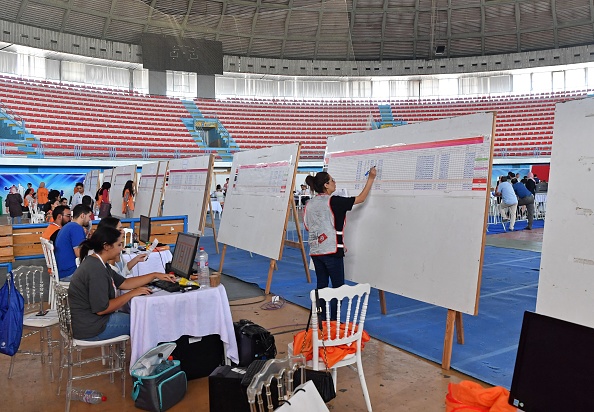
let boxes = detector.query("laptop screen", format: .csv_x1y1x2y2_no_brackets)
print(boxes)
139,215,151,244
509,311,594,411
169,232,200,279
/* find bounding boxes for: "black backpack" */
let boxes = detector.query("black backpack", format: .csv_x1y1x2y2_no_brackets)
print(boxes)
233,319,276,367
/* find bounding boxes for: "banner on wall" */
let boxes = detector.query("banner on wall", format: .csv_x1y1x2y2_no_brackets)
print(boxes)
0,173,86,201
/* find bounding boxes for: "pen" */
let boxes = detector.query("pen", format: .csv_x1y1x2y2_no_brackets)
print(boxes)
365,166,376,176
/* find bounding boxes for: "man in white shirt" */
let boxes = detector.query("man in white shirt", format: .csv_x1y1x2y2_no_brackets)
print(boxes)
495,176,518,231
71,182,84,208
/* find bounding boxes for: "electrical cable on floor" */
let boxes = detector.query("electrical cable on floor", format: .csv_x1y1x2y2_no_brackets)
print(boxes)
260,295,286,310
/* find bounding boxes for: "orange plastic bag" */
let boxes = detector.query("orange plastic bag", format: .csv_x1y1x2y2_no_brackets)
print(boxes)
293,321,370,368
445,381,516,412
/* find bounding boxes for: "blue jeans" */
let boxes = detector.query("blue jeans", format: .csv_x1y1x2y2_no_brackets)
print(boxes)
11,216,22,225
311,254,345,321
84,312,130,341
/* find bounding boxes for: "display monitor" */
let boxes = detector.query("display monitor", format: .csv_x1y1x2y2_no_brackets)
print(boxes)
139,215,151,244
169,232,200,279
509,311,594,411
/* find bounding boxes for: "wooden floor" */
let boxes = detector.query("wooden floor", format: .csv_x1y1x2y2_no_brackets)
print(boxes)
0,228,543,412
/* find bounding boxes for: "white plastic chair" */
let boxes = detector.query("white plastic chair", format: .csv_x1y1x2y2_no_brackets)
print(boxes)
8,266,59,382
488,197,506,232
53,281,129,412
40,237,69,309
30,203,46,223
288,284,372,411
123,227,134,245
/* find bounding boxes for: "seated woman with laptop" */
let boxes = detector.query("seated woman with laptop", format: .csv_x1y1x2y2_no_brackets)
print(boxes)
67,225,177,341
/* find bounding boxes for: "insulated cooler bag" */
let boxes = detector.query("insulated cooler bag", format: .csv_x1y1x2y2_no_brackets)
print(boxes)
131,342,187,412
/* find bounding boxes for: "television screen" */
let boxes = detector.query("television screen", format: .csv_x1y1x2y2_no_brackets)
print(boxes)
170,232,200,279
139,215,151,244
509,311,594,411
141,34,223,75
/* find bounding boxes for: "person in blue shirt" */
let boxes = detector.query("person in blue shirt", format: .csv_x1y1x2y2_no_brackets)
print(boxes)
54,204,93,280
495,176,518,231
512,178,535,230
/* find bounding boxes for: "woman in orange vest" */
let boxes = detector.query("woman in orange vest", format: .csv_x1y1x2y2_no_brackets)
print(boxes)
37,182,49,205
122,180,135,218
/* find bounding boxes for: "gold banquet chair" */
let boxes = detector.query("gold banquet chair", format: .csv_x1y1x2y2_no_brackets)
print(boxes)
53,281,129,412
247,355,331,412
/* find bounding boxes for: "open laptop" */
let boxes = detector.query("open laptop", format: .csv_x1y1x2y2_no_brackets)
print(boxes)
152,232,200,292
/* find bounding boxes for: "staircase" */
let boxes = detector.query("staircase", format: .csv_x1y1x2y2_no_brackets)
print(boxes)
181,100,237,162
0,106,43,157
377,104,407,128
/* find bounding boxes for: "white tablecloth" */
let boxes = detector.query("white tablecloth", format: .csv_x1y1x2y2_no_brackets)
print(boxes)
535,193,547,203
211,200,223,214
121,250,173,277
129,285,239,369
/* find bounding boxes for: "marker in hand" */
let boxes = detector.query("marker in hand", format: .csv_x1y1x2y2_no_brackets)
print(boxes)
365,166,376,176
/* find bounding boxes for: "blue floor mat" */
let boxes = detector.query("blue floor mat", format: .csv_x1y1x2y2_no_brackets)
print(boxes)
486,218,544,234
201,223,540,388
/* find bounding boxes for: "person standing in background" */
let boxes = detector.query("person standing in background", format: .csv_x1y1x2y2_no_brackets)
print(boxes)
223,177,229,195
24,188,35,218
71,182,84,208
303,166,376,320
496,176,518,231
122,180,135,219
37,182,48,205
525,172,537,196
5,185,24,225
96,182,112,218
512,178,535,230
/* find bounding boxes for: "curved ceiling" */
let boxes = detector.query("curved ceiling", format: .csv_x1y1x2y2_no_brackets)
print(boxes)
2,0,593,61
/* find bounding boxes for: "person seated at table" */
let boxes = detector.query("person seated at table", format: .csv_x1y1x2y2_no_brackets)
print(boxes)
42,205,71,242
45,197,61,222
54,204,93,280
97,217,148,276
67,225,177,341
294,184,310,206
81,195,95,220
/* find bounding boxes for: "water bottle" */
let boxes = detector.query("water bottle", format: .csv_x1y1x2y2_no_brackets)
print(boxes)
70,388,106,404
152,354,174,375
198,247,210,288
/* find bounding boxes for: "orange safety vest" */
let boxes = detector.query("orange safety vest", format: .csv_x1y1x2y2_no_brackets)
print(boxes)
122,189,134,214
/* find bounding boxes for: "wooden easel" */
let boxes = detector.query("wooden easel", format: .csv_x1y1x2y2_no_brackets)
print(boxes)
196,155,219,253
149,161,168,217
377,286,465,370
217,194,310,294
217,144,310,294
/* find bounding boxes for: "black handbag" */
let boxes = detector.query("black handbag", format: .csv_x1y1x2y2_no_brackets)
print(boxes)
297,289,336,403
233,319,277,367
